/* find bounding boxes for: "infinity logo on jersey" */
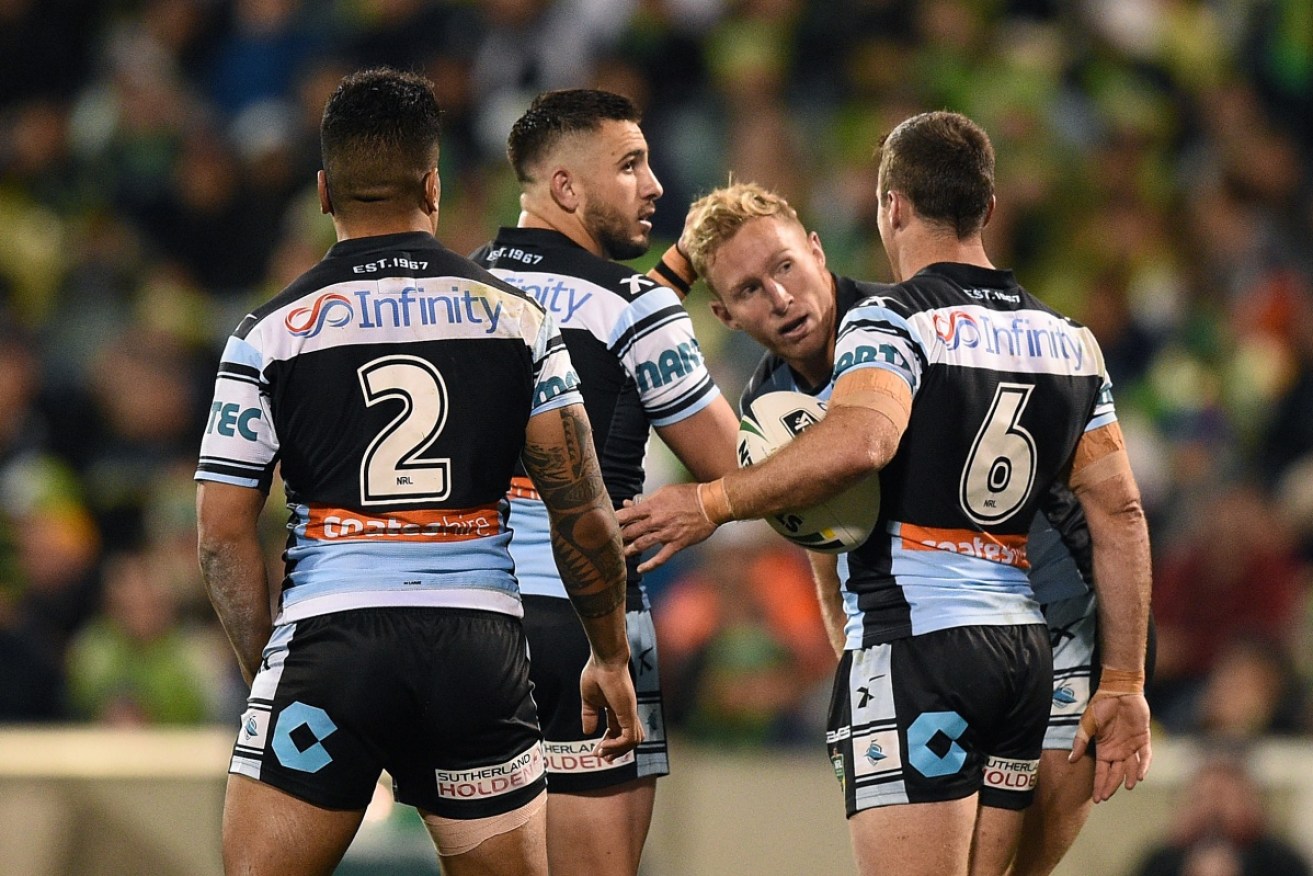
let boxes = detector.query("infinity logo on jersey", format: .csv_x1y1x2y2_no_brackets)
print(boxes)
284,287,506,338
285,293,354,337
435,744,546,800
931,307,1086,370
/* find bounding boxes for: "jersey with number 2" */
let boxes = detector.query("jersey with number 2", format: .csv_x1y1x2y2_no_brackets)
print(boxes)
195,231,582,624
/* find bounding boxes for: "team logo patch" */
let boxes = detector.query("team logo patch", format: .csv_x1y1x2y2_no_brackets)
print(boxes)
235,706,270,752
851,729,902,778
983,756,1038,792
543,739,633,774
1050,676,1090,715
435,744,546,800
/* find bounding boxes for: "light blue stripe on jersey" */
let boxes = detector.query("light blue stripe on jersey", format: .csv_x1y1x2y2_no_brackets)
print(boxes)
195,470,262,489
223,335,264,370
281,528,519,616
886,524,1043,636
646,377,718,428
1086,410,1117,431
840,300,924,351
505,495,564,599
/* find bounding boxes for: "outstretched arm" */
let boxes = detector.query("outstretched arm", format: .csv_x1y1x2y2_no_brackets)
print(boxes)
619,367,909,572
197,481,272,686
1067,421,1153,802
653,397,740,482
522,402,641,759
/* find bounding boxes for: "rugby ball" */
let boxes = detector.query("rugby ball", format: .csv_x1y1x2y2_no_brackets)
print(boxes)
737,390,880,552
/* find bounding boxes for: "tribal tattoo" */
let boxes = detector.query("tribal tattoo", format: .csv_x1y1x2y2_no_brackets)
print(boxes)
522,405,626,618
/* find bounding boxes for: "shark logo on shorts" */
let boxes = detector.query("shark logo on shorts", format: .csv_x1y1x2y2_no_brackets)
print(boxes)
1053,685,1077,706
866,740,886,765
244,715,259,738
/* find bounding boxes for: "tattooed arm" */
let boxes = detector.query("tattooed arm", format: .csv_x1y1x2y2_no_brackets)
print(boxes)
197,481,272,686
522,402,641,757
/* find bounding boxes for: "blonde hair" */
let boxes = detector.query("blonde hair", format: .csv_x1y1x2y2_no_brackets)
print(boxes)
685,182,801,294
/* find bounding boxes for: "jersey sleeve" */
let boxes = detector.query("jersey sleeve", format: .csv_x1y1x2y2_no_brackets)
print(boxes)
195,334,279,491
530,310,584,416
608,281,719,427
1085,372,1117,433
832,296,930,396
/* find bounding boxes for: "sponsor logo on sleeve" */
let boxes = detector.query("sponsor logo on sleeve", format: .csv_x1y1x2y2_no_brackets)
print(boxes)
635,339,705,391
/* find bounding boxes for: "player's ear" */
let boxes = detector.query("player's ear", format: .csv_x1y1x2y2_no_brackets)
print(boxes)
709,299,739,331
981,194,995,229
317,170,333,215
422,168,439,215
550,167,579,212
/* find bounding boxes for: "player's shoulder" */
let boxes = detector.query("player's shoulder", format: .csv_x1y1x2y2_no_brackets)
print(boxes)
838,275,902,317
898,262,1077,322
238,233,544,341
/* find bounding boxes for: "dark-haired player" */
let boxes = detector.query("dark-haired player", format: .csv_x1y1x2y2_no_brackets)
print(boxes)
196,68,640,876
620,113,1152,876
472,88,739,876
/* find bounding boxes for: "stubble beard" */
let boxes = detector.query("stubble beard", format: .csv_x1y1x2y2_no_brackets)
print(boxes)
585,201,650,261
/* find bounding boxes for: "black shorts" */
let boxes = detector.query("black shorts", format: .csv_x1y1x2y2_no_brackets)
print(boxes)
826,624,1051,816
523,595,668,793
230,607,546,818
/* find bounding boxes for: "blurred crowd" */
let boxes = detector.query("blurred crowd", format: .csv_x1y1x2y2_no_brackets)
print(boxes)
1,0,1311,771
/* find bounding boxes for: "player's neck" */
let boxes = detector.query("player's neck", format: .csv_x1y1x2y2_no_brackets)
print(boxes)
893,231,993,282
518,208,607,259
333,211,437,242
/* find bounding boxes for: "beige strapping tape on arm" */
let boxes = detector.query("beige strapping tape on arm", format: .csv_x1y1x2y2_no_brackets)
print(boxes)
830,368,911,433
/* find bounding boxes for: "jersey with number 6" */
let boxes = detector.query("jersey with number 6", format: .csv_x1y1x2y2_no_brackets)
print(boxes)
194,231,582,624
834,263,1114,646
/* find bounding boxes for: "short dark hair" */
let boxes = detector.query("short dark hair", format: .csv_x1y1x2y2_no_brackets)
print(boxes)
875,111,995,239
507,89,641,183
320,67,441,211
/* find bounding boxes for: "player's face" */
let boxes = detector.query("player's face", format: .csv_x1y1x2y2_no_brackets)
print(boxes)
705,216,837,381
573,120,663,261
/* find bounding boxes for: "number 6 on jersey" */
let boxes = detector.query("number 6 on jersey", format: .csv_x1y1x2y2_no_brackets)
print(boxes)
960,382,1036,525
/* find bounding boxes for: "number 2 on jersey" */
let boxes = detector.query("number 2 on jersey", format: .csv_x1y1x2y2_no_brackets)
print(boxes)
960,383,1036,525
357,355,451,505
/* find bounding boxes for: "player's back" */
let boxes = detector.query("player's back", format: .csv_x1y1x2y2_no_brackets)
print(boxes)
834,262,1112,645
198,231,578,622
472,227,718,603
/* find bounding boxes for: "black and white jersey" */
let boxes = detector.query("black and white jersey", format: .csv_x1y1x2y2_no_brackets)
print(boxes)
472,227,720,604
832,262,1113,645
196,231,582,623
742,270,1106,647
